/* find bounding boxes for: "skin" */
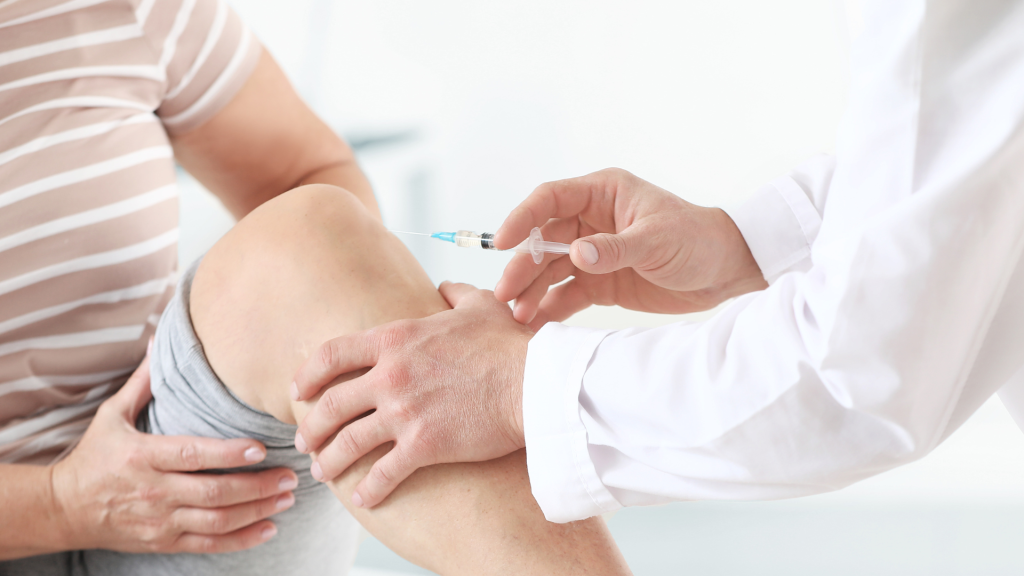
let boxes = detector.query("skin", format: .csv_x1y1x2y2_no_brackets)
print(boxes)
190,184,632,575
291,168,767,510
0,48,372,559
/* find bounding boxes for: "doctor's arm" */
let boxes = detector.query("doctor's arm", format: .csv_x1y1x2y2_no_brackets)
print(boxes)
292,0,1024,520
511,0,1024,521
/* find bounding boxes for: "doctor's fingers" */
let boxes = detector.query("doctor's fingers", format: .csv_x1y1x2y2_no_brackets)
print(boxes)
165,468,298,509
494,217,580,303
437,281,497,310
170,491,294,537
494,169,633,250
310,415,393,483
532,279,596,330
295,375,378,455
291,327,387,402
438,283,523,315
352,443,422,509
511,256,577,325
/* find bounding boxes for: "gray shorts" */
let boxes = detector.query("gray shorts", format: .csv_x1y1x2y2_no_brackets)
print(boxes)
1,258,361,575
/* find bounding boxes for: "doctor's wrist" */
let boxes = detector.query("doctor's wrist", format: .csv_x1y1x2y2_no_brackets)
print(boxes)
710,208,768,296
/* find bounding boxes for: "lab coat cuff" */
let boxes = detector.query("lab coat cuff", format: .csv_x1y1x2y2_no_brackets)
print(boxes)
723,176,822,284
523,323,623,523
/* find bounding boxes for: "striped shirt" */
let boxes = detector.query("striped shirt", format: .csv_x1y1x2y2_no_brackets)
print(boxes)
0,0,260,465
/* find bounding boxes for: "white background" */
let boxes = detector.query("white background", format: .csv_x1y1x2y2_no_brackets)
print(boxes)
177,1,1024,573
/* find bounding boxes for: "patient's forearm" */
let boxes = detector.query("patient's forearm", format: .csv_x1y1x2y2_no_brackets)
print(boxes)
170,51,377,220
0,464,67,560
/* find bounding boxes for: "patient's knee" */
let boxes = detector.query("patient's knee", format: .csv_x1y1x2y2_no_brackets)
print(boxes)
189,184,444,424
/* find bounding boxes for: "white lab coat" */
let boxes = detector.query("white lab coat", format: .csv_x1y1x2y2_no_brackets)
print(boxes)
522,0,1024,523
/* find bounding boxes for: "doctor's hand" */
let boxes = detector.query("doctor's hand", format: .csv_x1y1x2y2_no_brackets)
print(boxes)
291,282,531,509
494,168,767,330
50,349,298,554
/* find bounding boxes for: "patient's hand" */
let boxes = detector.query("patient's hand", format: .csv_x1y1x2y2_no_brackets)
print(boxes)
51,351,298,554
292,282,531,508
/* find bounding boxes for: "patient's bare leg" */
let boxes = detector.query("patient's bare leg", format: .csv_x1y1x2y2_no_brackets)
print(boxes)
189,185,631,575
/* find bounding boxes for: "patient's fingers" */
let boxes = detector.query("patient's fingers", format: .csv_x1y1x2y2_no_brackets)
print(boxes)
295,376,376,454
310,415,392,483
172,491,294,536
109,353,152,423
169,468,298,508
146,434,269,472
292,329,381,401
171,520,278,554
352,445,419,509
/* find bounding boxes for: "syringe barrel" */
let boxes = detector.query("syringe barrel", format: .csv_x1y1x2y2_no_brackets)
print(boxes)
454,230,497,250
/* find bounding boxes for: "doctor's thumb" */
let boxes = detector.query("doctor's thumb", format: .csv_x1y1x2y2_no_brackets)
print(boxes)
571,230,647,274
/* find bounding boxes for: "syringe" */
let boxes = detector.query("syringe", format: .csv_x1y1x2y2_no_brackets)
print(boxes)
392,227,570,264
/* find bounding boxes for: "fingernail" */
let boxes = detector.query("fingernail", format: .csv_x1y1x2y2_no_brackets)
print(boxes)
579,241,599,265
294,432,307,453
261,525,277,540
279,475,298,491
351,492,364,508
146,336,153,357
275,493,295,511
244,447,264,463
289,382,300,401
311,461,324,482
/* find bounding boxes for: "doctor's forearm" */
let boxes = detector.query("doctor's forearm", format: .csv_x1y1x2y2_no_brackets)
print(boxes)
525,0,1024,522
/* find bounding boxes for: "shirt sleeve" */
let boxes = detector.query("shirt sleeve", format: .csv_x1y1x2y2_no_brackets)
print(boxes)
723,154,835,284
148,0,262,135
523,0,1024,523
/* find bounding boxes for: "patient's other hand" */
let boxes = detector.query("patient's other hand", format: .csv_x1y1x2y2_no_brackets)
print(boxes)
51,348,298,554
292,282,531,509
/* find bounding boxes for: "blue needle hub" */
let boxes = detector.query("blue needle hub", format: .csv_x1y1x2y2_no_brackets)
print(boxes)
431,231,456,243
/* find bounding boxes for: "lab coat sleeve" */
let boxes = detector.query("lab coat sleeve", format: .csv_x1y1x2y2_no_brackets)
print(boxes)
523,0,1024,523
723,154,835,284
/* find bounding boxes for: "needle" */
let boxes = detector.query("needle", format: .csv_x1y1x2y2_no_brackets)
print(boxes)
389,230,432,237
